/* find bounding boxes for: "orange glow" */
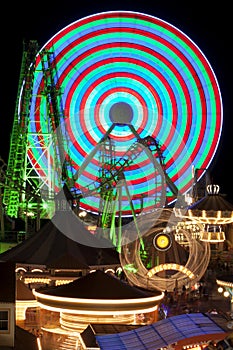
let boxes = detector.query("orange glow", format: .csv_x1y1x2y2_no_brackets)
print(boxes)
147,263,195,279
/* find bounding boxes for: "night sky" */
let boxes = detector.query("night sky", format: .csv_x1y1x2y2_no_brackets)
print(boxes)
1,1,232,201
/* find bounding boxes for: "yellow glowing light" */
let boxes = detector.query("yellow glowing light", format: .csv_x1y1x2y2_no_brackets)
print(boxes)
155,234,170,249
200,230,225,243
217,279,233,288
55,280,73,286
147,263,195,279
174,207,233,225
24,278,51,284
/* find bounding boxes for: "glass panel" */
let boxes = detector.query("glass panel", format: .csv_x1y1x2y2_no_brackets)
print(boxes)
0,311,8,320
0,311,9,331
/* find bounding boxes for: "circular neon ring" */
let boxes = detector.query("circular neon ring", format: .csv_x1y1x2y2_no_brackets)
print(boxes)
27,11,222,214
120,208,211,292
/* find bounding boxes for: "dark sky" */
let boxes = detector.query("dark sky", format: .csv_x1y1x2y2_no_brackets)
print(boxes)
1,1,232,201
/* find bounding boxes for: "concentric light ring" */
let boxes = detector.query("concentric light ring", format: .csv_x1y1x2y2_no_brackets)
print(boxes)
27,11,222,214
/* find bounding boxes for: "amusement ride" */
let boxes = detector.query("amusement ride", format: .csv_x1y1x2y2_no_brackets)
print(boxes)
0,11,226,292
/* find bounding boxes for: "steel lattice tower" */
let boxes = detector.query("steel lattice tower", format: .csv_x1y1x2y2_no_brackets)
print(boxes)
3,41,70,224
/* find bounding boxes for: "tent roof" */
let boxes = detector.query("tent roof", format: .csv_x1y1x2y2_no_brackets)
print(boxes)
0,210,120,269
189,194,233,211
37,270,161,299
16,279,35,300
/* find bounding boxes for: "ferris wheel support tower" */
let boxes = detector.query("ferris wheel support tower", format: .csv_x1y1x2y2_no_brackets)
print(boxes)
3,41,70,222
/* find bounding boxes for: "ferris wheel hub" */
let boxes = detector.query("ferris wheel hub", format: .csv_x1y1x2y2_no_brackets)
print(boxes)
109,102,133,125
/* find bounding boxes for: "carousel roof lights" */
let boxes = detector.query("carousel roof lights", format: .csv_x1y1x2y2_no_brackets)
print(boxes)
174,184,233,242
175,184,233,224
216,278,233,289
32,270,163,319
199,228,226,243
35,300,159,315
32,290,162,305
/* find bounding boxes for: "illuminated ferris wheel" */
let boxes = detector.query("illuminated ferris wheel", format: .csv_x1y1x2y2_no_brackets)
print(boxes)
3,11,221,286
25,11,222,210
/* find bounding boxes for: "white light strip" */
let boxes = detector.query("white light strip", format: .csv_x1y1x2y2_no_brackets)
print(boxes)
33,289,163,304
16,267,27,272
37,337,42,350
36,301,158,315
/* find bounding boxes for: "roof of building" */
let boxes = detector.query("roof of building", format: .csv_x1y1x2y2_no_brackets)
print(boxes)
36,269,161,299
0,210,120,269
95,313,227,350
81,324,141,348
189,193,233,211
46,252,89,270
16,279,35,300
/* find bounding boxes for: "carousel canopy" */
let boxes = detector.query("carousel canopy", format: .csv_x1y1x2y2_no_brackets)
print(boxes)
189,186,233,212
0,210,120,269
174,184,233,225
33,270,163,315
36,270,160,299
